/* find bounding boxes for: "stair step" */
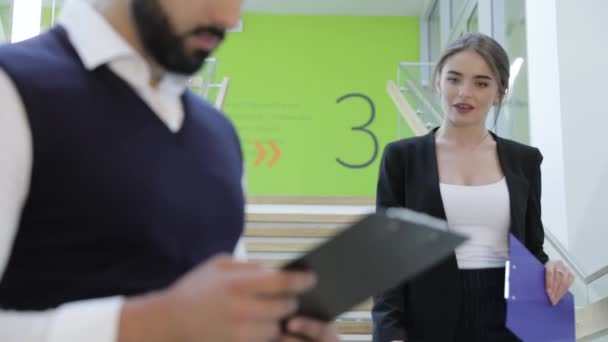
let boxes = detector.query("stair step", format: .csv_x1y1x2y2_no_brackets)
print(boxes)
339,334,372,342
335,320,373,334
247,213,363,224
352,299,373,312
245,241,321,253
245,226,343,238
243,210,374,338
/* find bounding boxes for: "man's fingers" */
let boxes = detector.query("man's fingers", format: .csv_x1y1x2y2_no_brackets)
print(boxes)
229,269,317,298
288,318,325,339
231,295,299,322
277,336,312,342
237,321,282,342
285,317,339,341
209,255,267,271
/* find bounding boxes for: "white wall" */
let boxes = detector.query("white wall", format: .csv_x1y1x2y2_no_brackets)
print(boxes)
10,0,41,43
555,0,608,275
527,0,608,275
526,0,569,248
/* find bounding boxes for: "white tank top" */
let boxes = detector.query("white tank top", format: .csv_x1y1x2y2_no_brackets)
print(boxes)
439,178,510,269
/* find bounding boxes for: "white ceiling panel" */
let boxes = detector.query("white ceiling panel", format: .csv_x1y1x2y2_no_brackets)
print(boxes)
243,0,432,16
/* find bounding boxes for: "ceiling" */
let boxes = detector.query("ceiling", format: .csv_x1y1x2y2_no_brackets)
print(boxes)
1,0,431,17
242,0,433,16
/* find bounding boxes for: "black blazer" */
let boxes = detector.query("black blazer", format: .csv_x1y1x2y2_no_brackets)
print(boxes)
371,130,549,342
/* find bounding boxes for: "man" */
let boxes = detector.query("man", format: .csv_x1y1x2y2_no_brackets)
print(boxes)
0,0,339,341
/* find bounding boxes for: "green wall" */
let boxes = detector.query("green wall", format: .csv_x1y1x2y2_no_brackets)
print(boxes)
0,3,60,41
41,6,59,30
0,4,11,41
11,8,420,197
213,14,419,196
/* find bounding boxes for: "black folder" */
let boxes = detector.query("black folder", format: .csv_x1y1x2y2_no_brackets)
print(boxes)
282,207,466,321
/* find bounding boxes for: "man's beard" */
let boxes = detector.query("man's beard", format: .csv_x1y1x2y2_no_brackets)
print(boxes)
131,0,225,75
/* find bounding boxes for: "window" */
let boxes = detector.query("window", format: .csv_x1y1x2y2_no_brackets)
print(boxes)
467,5,479,33
451,0,468,25
428,0,441,62
501,0,529,142
41,0,62,31
0,0,14,43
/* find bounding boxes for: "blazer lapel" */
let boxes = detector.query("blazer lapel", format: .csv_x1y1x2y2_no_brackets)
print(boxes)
422,129,447,219
494,133,529,240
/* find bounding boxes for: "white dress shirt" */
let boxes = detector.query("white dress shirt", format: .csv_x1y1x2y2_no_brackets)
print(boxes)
0,0,245,340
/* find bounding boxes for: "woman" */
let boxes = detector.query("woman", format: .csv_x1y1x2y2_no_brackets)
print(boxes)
372,33,574,342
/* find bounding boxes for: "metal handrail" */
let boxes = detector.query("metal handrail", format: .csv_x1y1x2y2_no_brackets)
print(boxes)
399,62,437,67
403,79,444,123
397,62,444,125
201,57,218,98
544,230,587,281
386,80,428,136
587,264,608,284
214,77,230,110
545,227,608,285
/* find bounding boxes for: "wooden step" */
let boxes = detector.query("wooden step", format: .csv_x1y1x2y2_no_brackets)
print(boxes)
245,226,342,238
247,213,364,224
353,298,373,312
244,209,374,338
339,335,371,342
335,320,373,334
245,241,320,253
576,296,608,340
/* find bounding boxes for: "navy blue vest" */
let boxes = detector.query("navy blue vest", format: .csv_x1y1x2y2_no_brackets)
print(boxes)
0,27,244,310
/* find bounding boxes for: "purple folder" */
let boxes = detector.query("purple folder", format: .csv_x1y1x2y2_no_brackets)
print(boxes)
506,234,575,341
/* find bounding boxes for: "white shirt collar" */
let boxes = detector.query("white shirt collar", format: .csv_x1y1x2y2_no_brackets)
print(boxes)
58,0,190,95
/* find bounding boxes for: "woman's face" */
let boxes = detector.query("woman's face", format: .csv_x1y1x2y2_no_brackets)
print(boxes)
437,49,501,128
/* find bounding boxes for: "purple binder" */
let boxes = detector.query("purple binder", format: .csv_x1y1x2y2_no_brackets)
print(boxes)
506,234,575,341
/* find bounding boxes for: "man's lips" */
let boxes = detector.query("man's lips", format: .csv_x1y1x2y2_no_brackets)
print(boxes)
190,33,221,51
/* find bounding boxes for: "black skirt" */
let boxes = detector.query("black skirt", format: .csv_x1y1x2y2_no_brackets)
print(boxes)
454,267,522,342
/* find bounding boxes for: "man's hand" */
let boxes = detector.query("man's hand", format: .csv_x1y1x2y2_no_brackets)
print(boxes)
279,317,340,342
119,254,317,342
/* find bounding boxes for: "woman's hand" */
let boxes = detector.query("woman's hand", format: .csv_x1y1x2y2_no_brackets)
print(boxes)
545,260,574,305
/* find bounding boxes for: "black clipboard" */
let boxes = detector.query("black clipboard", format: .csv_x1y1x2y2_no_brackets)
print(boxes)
281,207,466,321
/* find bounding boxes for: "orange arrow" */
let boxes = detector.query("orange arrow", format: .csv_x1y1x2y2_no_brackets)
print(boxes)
254,140,267,167
268,141,281,168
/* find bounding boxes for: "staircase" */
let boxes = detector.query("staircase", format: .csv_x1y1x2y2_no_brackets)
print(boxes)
244,209,374,341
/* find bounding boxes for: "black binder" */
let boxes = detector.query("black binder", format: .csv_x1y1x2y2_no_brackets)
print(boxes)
282,207,466,321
